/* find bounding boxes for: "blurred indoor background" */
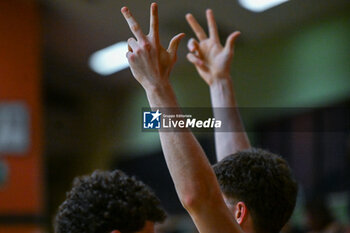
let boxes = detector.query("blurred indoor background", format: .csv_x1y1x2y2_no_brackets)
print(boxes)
0,0,350,232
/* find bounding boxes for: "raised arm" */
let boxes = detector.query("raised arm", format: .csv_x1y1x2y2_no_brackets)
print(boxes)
121,4,243,233
186,10,250,161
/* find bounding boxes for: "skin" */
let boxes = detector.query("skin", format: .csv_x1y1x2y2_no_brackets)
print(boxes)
111,221,155,233
138,221,155,233
186,10,251,161
121,3,244,233
186,10,255,233
223,195,255,233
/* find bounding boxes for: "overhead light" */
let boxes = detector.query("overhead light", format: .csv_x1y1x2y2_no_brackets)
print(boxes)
238,0,289,12
89,41,129,76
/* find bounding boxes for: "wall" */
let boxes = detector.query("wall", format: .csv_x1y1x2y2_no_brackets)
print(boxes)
119,13,350,154
0,0,44,232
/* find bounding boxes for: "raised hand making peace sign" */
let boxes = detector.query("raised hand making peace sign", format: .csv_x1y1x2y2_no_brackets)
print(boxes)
121,3,185,91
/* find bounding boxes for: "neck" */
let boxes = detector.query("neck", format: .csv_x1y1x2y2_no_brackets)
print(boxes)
240,215,256,233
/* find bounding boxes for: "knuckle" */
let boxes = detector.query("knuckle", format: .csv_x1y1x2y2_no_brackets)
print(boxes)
187,41,193,48
142,42,151,51
127,53,134,61
131,24,140,32
134,48,142,55
124,11,131,18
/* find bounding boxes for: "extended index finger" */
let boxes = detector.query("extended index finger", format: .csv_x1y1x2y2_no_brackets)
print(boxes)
186,13,207,41
121,6,146,41
149,3,159,41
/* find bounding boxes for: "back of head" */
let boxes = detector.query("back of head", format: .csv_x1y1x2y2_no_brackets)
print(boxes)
55,169,166,233
213,148,298,233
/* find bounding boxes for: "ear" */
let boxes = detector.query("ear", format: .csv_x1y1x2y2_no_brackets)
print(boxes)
234,201,248,225
111,230,121,233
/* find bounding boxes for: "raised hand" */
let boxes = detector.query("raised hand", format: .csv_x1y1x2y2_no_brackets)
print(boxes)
121,5,245,233
121,3,185,91
187,10,250,160
186,9,240,86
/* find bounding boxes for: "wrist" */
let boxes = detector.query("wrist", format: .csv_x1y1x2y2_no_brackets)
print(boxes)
209,75,233,89
140,73,172,93
144,81,173,96
144,81,180,108
209,75,238,108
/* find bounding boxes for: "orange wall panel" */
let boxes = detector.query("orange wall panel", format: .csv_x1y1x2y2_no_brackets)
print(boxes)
0,0,43,217
1,225,44,233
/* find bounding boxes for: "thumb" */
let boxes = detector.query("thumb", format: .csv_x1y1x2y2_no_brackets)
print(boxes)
224,31,241,53
167,33,185,59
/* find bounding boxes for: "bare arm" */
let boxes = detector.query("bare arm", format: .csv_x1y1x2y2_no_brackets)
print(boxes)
210,78,251,161
121,4,243,233
186,10,250,161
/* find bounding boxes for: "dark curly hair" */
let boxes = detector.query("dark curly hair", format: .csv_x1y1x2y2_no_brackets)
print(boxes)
55,169,166,233
213,148,298,233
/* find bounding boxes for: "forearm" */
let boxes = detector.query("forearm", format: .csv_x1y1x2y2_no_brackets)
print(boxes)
145,83,219,205
145,83,242,233
122,4,242,232
209,76,251,161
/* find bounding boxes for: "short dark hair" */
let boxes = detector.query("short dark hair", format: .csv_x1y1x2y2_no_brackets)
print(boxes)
55,169,166,233
213,148,298,233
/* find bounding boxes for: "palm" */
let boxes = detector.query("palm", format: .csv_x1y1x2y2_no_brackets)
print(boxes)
186,10,240,86
196,39,231,84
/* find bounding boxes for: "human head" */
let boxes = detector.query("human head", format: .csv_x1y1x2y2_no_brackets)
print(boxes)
213,148,298,233
55,169,166,233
